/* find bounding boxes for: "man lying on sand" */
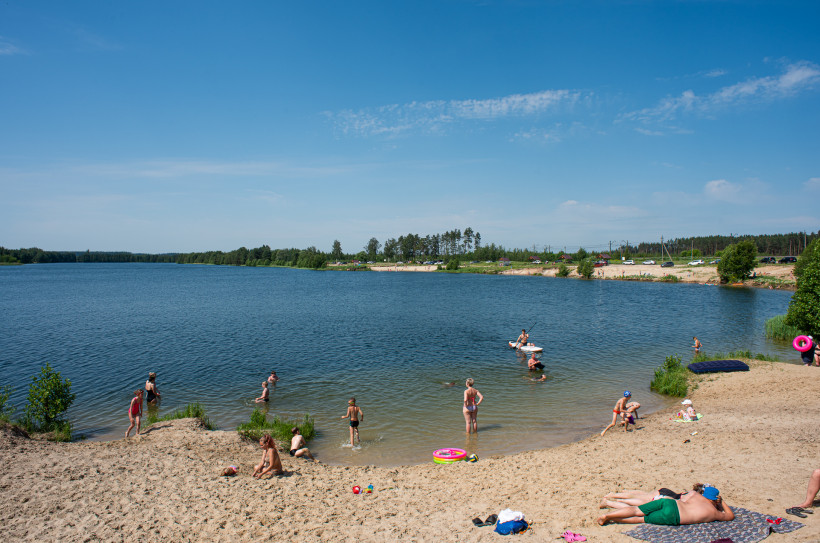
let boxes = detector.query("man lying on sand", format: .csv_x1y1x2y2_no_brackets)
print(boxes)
600,483,704,509
597,485,734,526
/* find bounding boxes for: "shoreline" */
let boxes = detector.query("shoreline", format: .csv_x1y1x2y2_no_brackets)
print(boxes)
363,262,797,290
2,359,817,541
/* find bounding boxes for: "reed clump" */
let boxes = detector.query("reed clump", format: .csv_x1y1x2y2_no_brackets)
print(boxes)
236,409,315,443
692,350,780,363
650,354,688,397
765,314,803,341
144,402,216,430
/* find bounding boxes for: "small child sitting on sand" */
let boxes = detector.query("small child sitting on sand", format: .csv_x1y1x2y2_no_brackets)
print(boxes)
674,399,697,421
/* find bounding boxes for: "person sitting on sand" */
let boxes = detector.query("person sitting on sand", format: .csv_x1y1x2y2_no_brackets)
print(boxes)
515,329,529,347
601,391,632,436
125,389,144,438
253,434,283,478
268,371,279,384
341,398,363,446
598,485,733,526
600,484,705,509
255,381,269,403
693,336,702,353
790,467,820,514
290,427,318,462
528,353,545,371
145,372,160,404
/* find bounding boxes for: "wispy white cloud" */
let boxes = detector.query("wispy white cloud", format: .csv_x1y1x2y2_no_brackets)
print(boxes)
0,36,26,56
328,90,582,137
703,69,727,78
805,177,820,191
622,61,820,125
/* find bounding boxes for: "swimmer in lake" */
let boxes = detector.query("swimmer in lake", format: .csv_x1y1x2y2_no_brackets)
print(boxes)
528,352,545,371
531,375,547,382
255,381,269,403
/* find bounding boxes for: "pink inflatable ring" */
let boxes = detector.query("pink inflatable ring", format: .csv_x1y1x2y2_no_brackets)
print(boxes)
793,335,812,352
433,448,467,463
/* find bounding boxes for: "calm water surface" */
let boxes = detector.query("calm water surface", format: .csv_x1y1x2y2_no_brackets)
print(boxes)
0,264,795,465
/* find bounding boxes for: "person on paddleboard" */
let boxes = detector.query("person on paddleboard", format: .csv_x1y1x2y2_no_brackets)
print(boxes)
515,328,529,347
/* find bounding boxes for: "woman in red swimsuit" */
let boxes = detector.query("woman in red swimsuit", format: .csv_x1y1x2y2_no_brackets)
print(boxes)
463,378,484,434
125,389,144,438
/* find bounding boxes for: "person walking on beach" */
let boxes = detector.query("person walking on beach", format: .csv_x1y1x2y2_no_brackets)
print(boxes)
125,389,143,438
341,398,363,446
601,391,632,436
255,381,269,403
693,336,702,353
463,378,483,434
253,434,283,478
290,427,318,462
145,372,160,405
528,352,545,371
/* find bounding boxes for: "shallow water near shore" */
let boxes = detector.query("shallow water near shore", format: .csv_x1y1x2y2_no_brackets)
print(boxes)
0,263,795,465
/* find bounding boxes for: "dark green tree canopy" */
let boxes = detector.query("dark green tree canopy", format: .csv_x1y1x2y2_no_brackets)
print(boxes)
786,238,820,336
716,240,757,283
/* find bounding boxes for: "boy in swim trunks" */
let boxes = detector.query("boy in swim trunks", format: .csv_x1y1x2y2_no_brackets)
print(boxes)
601,391,632,436
341,398,363,446
290,427,318,462
255,381,269,403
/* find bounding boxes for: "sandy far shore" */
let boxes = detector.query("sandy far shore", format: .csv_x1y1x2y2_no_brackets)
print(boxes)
2,360,818,542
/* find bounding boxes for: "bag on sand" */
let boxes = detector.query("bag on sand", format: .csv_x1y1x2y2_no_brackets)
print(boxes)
494,519,528,535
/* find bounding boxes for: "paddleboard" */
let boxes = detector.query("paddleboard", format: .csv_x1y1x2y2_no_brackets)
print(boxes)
508,341,543,353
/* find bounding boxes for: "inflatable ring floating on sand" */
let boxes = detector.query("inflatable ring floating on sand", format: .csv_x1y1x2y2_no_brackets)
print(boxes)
793,335,812,352
433,448,467,463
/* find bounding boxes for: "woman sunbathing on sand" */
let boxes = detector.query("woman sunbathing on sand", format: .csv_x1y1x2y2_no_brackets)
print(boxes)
253,434,283,478
600,484,705,509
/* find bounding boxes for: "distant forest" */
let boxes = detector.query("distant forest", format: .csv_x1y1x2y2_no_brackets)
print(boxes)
2,230,817,268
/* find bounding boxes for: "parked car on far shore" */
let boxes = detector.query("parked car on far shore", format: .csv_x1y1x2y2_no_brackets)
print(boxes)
759,257,776,263
688,259,705,266
710,258,721,264
661,261,674,267
642,260,656,265
623,260,634,265
779,256,797,263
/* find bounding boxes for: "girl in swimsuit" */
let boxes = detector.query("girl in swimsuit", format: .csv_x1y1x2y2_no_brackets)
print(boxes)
145,372,160,404
463,378,483,434
125,389,143,438
253,434,283,478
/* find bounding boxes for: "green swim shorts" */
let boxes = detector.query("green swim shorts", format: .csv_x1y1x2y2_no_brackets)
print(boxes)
638,498,681,526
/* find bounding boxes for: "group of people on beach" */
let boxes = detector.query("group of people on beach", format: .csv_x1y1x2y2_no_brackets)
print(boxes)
125,372,160,438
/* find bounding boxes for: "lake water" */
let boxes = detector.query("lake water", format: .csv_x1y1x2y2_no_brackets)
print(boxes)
0,263,796,465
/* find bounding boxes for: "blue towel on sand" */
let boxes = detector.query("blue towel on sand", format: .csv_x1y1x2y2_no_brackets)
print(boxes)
625,507,803,543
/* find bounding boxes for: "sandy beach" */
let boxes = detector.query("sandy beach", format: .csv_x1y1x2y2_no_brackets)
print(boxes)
2,359,817,542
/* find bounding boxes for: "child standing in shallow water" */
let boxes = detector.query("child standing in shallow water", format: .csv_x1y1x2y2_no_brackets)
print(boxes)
341,398,363,446
125,389,143,437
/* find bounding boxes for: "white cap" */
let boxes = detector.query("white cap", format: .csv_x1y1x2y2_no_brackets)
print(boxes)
681,399,692,405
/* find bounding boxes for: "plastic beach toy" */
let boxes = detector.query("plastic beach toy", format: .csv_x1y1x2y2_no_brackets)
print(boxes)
352,485,361,494
433,448,467,464
366,484,373,494
793,335,812,352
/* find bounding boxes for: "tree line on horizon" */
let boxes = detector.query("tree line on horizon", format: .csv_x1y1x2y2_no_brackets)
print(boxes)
1,230,817,267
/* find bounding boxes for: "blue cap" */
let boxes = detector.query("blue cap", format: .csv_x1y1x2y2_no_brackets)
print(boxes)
703,486,719,500
624,391,631,397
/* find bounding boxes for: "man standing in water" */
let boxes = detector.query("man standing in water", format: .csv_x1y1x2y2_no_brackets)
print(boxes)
528,352,545,370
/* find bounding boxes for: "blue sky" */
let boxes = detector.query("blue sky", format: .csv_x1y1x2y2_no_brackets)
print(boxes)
1,1,819,254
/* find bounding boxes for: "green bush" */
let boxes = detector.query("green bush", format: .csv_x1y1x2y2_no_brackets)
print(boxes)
22,363,76,437
765,314,803,341
786,238,820,337
557,263,570,277
659,275,680,283
576,259,594,279
236,409,315,444
445,259,459,271
692,350,780,363
0,385,13,422
650,354,688,397
144,402,216,430
717,240,757,283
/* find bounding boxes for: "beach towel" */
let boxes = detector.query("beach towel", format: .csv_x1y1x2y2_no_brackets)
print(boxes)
672,413,703,422
625,507,803,543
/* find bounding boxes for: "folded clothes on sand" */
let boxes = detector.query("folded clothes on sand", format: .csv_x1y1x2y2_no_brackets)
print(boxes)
626,507,803,543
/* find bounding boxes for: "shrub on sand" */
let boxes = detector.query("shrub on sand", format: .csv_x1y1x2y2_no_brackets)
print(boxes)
22,363,76,440
557,263,570,277
0,385,13,423
650,354,688,397
237,409,315,444
144,402,216,430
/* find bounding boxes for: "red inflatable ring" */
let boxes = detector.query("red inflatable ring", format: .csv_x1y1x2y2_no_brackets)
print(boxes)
793,335,812,352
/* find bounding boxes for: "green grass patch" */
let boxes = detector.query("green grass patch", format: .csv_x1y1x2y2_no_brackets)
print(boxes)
144,402,216,430
692,350,781,363
650,354,689,397
765,314,803,341
658,275,680,283
236,409,315,444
